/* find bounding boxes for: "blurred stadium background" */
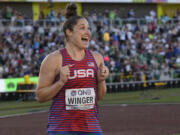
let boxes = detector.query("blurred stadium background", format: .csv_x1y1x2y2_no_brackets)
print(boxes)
0,0,180,101
1,1,180,135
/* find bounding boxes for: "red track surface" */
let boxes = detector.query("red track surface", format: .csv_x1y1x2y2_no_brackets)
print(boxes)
0,104,180,135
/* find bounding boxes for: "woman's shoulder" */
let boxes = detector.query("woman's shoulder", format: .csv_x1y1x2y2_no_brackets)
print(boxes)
90,51,103,59
41,50,62,72
45,50,62,62
90,50,104,66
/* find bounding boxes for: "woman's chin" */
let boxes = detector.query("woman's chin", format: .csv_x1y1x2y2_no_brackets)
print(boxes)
81,44,89,49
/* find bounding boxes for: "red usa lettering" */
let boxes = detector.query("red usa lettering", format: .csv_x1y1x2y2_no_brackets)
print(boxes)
69,69,94,79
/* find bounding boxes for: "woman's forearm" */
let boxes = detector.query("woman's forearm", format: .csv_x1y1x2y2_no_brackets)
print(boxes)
97,81,107,101
36,81,65,103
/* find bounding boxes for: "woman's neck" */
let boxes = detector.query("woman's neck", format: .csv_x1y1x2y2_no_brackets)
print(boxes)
65,43,85,61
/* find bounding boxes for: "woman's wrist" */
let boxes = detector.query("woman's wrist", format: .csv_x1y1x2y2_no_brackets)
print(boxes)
57,80,66,88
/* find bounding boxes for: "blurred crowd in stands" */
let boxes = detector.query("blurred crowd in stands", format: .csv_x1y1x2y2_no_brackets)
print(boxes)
0,6,180,82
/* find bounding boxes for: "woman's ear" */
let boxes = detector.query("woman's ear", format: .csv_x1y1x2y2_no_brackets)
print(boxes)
65,29,72,37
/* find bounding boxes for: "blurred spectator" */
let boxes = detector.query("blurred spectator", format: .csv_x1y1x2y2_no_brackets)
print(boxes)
0,6,180,83
128,9,135,20
0,63,3,78
4,6,13,20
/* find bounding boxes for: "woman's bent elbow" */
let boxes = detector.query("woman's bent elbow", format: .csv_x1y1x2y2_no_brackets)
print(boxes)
97,94,106,101
36,96,45,103
36,90,46,103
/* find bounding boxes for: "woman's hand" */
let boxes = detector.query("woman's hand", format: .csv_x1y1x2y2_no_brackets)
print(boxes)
97,63,109,82
59,65,72,84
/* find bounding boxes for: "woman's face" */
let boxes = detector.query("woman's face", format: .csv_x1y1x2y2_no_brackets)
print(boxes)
67,18,91,49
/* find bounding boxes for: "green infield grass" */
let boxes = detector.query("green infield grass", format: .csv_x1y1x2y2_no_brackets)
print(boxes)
0,101,51,116
0,88,180,116
99,88,180,104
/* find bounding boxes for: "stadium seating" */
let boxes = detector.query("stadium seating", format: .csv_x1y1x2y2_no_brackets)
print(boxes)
0,7,180,84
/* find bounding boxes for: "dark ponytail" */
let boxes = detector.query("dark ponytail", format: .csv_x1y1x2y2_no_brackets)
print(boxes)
65,3,77,19
63,3,83,39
